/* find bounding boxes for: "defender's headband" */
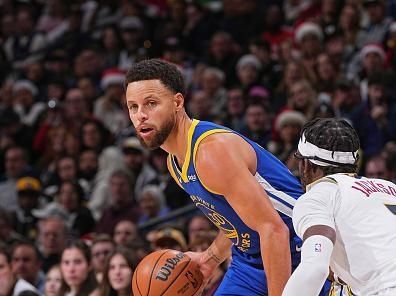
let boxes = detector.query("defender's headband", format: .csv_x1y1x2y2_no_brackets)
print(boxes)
297,133,358,167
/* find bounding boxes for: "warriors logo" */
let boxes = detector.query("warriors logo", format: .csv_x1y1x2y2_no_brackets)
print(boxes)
195,202,239,245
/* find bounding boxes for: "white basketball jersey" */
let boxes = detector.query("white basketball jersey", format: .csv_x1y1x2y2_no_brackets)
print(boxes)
293,174,396,295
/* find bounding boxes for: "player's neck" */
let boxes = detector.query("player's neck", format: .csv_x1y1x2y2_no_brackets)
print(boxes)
161,113,192,164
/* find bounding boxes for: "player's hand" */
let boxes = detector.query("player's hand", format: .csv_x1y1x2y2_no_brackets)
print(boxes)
185,251,218,280
185,250,220,295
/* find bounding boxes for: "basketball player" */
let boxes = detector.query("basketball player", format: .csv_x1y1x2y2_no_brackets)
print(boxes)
282,118,396,296
125,59,304,296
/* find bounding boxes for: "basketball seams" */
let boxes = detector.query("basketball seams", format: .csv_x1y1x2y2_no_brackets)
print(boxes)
135,269,143,296
147,249,172,296
160,257,191,296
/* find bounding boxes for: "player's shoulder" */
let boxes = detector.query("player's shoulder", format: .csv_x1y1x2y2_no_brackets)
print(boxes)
295,176,340,207
196,131,252,161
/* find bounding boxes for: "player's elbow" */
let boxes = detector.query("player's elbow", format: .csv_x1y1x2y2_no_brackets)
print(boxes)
262,221,290,242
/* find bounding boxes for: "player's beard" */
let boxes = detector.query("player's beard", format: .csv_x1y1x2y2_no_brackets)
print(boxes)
137,115,175,150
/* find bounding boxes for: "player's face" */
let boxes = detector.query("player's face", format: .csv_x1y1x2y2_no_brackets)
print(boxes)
126,80,177,149
296,156,313,191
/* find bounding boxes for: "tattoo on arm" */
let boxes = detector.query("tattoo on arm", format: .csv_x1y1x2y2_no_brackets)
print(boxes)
207,247,222,264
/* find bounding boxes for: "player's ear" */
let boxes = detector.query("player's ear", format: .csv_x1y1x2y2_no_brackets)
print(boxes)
302,159,311,175
174,93,184,111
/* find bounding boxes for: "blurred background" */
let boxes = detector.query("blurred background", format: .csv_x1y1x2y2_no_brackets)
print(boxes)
0,0,395,295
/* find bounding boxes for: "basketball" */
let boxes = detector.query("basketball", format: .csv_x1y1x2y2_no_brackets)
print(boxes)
132,249,203,296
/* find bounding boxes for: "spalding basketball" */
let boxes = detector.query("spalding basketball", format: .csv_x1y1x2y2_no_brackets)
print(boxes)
132,249,203,296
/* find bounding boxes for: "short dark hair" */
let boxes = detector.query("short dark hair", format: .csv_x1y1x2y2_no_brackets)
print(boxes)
301,118,360,174
0,243,11,263
11,240,41,261
125,59,186,96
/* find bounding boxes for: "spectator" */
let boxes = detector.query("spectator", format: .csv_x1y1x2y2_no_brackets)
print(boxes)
37,217,68,273
262,4,294,58
268,110,307,163
187,214,214,243
0,207,25,247
44,265,62,296
204,31,240,86
236,54,262,92
222,87,246,132
359,0,392,47
63,88,90,135
80,119,111,153
94,69,129,134
121,137,157,198
364,155,390,179
357,43,387,101
76,77,98,109
90,234,115,284
96,169,139,235
200,67,227,117
285,79,318,120
294,22,324,83
0,108,35,150
248,38,282,89
60,240,100,296
152,227,187,252
78,149,99,193
0,244,39,296
11,241,46,293
0,146,31,212
315,52,339,95
100,26,123,69
274,60,307,113
100,247,138,296
351,72,396,156
113,220,139,247
89,147,126,220
137,185,170,225
187,89,216,121
12,177,41,241
149,148,190,210
12,80,46,127
117,16,147,71
3,8,47,69
43,155,88,198
240,102,271,149
339,3,365,57
56,180,95,237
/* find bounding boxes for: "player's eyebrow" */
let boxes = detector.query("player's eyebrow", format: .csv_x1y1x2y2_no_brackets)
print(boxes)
127,95,154,104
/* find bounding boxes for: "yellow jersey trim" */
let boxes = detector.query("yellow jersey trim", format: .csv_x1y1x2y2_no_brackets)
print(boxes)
192,128,231,195
181,119,199,182
306,176,338,192
167,155,183,189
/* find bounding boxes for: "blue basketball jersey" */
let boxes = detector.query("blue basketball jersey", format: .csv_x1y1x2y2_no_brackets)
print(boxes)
167,120,303,268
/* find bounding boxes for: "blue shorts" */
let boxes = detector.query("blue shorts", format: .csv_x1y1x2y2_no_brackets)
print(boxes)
213,255,332,296
214,255,268,296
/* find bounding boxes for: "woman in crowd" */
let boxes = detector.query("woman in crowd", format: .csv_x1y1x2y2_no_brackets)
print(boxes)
100,247,138,296
60,240,100,296
44,265,62,296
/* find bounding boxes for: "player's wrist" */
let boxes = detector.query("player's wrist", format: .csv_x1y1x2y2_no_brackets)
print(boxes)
203,247,223,267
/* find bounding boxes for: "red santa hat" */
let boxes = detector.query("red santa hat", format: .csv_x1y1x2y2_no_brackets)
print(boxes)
360,43,386,61
101,68,125,90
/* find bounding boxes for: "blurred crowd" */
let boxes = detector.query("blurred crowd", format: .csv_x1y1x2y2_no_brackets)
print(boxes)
0,0,396,295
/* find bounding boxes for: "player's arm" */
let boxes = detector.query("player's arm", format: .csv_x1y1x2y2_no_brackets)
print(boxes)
282,182,338,296
186,230,231,279
195,133,291,296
